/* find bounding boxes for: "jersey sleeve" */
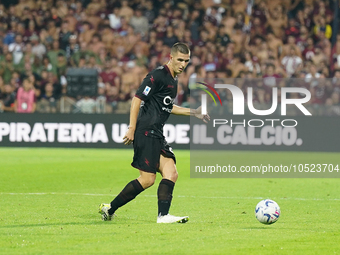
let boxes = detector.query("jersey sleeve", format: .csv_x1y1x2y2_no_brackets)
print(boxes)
135,70,163,101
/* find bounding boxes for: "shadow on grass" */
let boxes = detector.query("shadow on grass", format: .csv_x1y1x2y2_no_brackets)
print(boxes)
241,226,278,230
0,221,105,229
0,218,155,229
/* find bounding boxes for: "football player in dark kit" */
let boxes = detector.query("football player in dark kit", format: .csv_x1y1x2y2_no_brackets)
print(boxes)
99,42,210,223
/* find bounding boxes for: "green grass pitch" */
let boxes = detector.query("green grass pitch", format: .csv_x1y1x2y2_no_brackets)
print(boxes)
0,148,339,254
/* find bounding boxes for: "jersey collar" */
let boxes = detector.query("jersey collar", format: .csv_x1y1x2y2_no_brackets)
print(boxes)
164,65,177,80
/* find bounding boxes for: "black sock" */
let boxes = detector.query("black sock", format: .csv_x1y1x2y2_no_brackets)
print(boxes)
157,179,175,216
108,179,144,215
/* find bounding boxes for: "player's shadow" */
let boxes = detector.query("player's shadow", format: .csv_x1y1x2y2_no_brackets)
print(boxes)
242,227,276,230
1,221,155,228
0,221,102,228
0,216,154,228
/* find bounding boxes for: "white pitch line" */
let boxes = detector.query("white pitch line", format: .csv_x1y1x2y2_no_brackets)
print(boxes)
0,192,340,201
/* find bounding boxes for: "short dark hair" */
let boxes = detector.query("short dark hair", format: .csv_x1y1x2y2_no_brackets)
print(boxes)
266,63,275,69
171,42,190,55
22,76,30,83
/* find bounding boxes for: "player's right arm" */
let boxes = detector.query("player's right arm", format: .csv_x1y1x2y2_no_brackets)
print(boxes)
123,96,142,145
123,69,161,145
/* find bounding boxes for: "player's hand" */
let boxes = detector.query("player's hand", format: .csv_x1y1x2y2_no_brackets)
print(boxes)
123,127,135,145
194,106,210,123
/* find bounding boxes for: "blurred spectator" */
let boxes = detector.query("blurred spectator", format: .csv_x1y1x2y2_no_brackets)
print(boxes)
265,4,287,38
38,82,57,113
130,8,149,36
96,82,106,113
285,18,300,39
89,34,104,54
331,34,340,70
244,51,260,75
109,7,122,30
69,41,92,67
302,38,315,60
281,47,303,77
106,86,120,112
263,64,281,87
163,27,178,48
0,53,15,83
216,25,231,47
231,24,245,53
56,53,67,78
48,41,66,69
119,0,133,23
266,32,283,58
79,21,95,44
333,70,340,94
305,64,321,82
9,34,24,64
65,34,80,61
15,76,36,113
45,20,59,43
311,46,327,66
100,59,119,88
283,35,301,57
296,26,309,51
228,54,246,78
203,52,218,72
314,16,332,40
0,84,16,112
205,6,223,26
0,76,4,93
3,23,15,46
143,0,156,25
31,34,46,59
23,20,39,43
133,44,148,67
59,21,72,50
76,96,96,113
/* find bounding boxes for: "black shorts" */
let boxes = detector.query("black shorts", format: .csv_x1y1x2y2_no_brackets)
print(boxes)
131,132,176,173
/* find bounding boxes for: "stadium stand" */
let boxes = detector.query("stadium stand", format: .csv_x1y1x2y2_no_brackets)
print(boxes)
0,0,339,115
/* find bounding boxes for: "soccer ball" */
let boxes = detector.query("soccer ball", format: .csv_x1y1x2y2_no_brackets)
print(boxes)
255,199,280,224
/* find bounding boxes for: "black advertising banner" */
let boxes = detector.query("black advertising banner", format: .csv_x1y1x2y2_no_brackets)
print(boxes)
0,113,190,149
0,113,339,152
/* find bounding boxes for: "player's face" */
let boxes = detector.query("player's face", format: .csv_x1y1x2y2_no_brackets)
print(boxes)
171,52,190,75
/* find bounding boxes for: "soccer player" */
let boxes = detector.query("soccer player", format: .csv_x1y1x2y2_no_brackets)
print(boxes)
99,42,210,223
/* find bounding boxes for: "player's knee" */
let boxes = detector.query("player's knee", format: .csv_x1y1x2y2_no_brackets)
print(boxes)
163,169,178,183
139,174,156,188
172,170,178,182
144,177,155,188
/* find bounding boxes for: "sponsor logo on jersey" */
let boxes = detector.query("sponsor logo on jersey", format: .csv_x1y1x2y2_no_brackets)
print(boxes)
150,75,155,84
162,107,172,113
163,96,175,105
143,86,151,95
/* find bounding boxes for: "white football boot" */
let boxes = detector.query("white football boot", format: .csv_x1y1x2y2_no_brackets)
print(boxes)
157,214,189,223
98,203,115,221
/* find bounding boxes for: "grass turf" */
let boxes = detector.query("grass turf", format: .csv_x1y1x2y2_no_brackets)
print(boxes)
0,148,339,254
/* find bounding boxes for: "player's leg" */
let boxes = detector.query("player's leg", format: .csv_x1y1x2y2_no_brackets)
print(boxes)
109,170,155,213
100,133,159,221
100,171,156,221
157,155,177,216
157,155,188,223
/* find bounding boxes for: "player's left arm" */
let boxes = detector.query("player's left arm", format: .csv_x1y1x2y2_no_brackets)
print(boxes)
171,105,210,123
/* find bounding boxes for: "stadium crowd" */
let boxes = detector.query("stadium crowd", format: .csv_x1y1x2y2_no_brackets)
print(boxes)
0,0,339,115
